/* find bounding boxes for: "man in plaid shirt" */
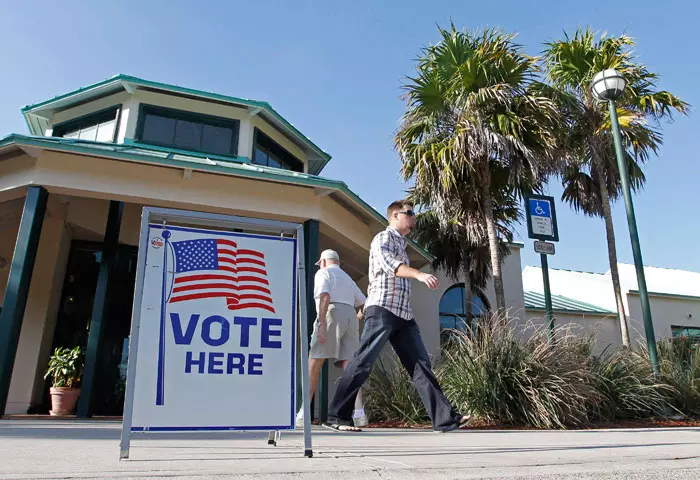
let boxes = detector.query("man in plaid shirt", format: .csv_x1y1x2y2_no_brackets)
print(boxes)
325,200,471,432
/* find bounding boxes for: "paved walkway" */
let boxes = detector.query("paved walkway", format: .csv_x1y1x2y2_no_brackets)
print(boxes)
1,420,699,479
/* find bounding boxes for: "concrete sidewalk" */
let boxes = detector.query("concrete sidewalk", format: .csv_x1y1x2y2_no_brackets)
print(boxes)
1,420,699,479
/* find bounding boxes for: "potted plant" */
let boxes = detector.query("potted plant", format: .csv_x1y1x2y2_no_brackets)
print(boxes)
44,346,84,416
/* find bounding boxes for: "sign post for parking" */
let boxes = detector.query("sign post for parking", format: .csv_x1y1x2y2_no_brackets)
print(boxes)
526,195,559,343
119,207,314,459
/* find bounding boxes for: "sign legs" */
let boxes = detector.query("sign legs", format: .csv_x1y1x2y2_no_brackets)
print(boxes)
296,225,314,458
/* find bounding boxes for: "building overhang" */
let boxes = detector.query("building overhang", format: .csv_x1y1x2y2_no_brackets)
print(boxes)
0,134,431,268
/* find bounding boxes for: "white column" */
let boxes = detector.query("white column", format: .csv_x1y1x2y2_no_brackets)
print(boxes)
238,116,254,161
6,202,72,414
117,99,141,143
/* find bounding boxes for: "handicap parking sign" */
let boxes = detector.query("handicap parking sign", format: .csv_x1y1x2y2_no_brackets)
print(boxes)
526,195,558,242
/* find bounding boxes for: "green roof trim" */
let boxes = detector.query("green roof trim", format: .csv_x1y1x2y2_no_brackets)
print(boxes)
628,290,700,302
524,291,614,315
21,74,331,175
121,138,252,164
0,134,432,262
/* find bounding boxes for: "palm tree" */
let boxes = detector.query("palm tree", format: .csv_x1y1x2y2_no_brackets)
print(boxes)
543,29,689,346
396,25,561,311
412,198,516,326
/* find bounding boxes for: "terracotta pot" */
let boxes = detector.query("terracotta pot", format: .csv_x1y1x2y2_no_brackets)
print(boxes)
49,387,81,416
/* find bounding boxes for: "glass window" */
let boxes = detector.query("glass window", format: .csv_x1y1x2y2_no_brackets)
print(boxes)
173,119,203,150
137,105,239,157
202,124,234,156
440,286,464,315
141,114,176,145
252,129,303,172
254,147,268,165
95,119,116,142
62,130,80,139
79,124,98,141
53,107,119,143
439,284,488,338
672,326,700,343
267,151,282,169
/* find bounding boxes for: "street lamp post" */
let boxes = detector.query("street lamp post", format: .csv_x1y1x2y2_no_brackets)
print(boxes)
591,69,660,376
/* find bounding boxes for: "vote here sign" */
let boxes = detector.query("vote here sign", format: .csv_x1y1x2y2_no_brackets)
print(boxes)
130,224,297,431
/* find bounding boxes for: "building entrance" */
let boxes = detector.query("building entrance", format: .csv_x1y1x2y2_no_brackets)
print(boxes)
37,241,137,415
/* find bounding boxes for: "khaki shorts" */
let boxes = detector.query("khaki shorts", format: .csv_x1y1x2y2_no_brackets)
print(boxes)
309,303,359,362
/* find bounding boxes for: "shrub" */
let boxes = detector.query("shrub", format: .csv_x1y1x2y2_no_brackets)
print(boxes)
360,315,698,429
437,315,598,429
588,347,670,421
363,355,427,425
657,337,700,417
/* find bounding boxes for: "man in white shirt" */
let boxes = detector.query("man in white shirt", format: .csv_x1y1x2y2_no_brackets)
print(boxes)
296,249,367,428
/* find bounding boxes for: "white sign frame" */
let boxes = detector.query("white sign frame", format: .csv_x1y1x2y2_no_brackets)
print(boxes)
119,207,314,459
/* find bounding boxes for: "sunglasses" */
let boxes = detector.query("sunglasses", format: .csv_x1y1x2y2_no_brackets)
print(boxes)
398,210,415,217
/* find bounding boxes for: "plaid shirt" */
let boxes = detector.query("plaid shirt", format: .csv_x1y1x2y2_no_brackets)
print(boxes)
365,227,412,320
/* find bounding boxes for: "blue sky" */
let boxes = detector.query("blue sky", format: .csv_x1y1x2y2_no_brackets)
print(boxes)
1,0,698,274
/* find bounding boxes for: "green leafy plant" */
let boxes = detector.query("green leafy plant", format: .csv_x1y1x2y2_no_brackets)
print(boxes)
363,355,428,425
44,346,84,388
361,314,698,429
657,337,700,417
588,346,670,421
437,315,598,429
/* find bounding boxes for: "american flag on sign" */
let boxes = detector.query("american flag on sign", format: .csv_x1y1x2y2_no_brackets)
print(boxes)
168,238,275,313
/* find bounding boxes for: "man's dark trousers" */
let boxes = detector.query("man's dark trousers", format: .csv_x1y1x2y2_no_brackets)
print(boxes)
327,305,463,431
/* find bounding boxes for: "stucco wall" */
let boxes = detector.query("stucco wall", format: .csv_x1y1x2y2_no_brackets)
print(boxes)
626,293,700,344
525,310,620,356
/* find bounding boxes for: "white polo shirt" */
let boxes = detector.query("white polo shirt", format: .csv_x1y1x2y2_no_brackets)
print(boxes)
314,264,366,310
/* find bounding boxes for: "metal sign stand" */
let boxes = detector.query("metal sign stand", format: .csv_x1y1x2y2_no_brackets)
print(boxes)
119,207,313,459
525,195,559,344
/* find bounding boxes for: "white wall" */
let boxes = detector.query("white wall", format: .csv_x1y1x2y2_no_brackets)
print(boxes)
525,310,620,356
626,293,700,344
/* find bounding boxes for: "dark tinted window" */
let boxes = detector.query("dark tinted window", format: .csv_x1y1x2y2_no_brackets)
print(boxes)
439,284,487,335
202,124,234,156
137,105,239,157
173,119,202,150
252,129,303,172
141,114,176,145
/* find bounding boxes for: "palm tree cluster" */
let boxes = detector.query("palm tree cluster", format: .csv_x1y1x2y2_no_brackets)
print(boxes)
397,25,688,339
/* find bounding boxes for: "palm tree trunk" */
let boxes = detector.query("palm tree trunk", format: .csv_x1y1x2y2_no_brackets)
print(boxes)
463,256,473,332
481,185,506,312
594,158,631,347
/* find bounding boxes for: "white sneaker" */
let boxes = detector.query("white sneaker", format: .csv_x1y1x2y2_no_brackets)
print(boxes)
295,410,304,428
353,409,368,427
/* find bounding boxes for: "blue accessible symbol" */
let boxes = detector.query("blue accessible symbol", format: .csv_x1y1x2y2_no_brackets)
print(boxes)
529,199,551,218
